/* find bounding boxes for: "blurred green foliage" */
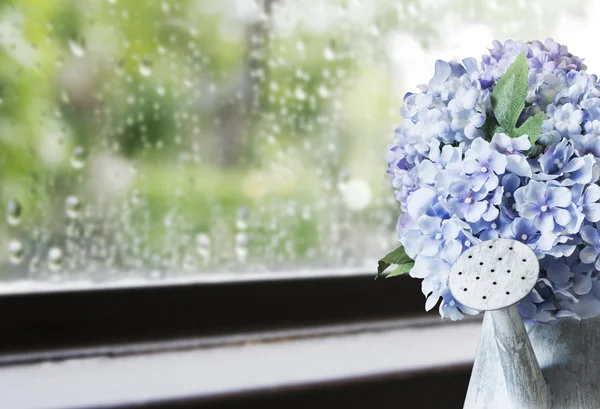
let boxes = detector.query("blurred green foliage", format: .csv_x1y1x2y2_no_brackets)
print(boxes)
0,0,588,280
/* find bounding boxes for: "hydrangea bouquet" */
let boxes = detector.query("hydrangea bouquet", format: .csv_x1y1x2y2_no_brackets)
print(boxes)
381,39,600,323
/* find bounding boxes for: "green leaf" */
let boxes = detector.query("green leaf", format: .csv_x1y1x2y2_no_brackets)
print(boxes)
385,261,415,278
376,245,412,279
490,52,529,136
481,114,498,140
514,113,545,146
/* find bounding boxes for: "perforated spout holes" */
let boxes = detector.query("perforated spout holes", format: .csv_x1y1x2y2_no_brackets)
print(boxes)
448,239,540,311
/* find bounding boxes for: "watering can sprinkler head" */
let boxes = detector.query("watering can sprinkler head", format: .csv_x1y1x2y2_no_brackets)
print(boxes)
449,238,550,409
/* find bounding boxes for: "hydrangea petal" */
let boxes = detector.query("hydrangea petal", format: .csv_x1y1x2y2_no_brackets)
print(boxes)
546,263,570,285
418,235,441,257
535,212,555,232
573,273,592,295
552,207,571,226
581,225,600,244
583,204,600,222
418,215,441,234
464,202,488,223
580,245,598,264
506,154,533,177
547,187,572,208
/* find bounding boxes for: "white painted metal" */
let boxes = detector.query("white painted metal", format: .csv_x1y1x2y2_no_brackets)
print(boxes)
464,314,600,409
449,238,539,311
453,239,550,409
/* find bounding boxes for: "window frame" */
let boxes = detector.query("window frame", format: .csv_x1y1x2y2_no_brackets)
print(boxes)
0,274,478,408
0,273,427,357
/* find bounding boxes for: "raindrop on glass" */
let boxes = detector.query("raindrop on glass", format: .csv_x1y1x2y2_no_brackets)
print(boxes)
182,254,196,272
71,146,87,169
139,58,152,77
236,206,249,230
318,85,329,98
68,36,85,57
196,233,211,260
323,47,336,61
29,255,40,274
65,195,82,219
8,239,24,265
6,199,22,226
235,233,249,263
48,247,63,271
294,87,307,101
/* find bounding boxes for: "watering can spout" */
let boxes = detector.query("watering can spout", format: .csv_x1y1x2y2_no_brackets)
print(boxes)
449,239,550,409
489,305,550,409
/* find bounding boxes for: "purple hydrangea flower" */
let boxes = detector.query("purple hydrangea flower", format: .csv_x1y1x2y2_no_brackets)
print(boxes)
445,180,488,223
547,103,583,136
480,38,583,90
462,138,507,190
514,180,580,233
572,184,600,222
580,225,600,270
416,215,463,263
389,39,600,323
490,133,531,177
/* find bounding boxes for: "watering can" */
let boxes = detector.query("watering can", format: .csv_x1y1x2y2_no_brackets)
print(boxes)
450,238,600,409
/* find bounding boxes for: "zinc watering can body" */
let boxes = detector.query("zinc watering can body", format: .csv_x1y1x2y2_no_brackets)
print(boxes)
450,239,600,409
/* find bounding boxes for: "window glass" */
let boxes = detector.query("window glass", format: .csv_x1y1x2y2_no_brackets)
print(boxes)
0,0,590,284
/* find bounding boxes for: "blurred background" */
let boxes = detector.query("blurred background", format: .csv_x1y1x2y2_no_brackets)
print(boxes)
0,0,594,285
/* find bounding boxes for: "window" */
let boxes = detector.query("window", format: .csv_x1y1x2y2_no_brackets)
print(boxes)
1,0,588,285
0,1,595,408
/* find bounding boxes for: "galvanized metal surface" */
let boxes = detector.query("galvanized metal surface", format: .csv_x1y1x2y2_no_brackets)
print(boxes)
464,313,600,409
452,239,550,409
457,239,600,408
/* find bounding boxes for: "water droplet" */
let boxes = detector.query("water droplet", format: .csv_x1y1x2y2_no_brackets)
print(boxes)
235,233,249,263
29,255,40,274
68,37,85,57
301,206,311,220
323,47,336,61
139,58,152,77
196,233,211,260
48,247,63,271
156,85,165,96
60,90,71,104
294,87,307,101
71,146,87,169
65,196,82,219
8,239,24,264
182,254,197,272
338,179,372,210
6,199,22,226
318,85,329,98
236,206,249,230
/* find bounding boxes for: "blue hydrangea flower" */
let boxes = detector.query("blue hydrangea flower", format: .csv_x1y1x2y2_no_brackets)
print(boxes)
490,133,531,177
580,225,600,270
445,181,488,222
547,103,583,136
480,38,583,91
416,215,462,263
514,180,580,233
462,138,507,190
388,39,600,323
572,184,600,222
